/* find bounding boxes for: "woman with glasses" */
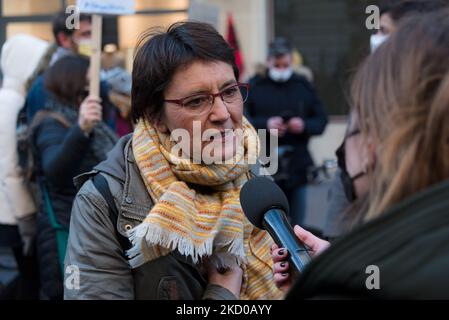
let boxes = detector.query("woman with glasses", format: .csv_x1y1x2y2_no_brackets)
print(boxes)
273,10,449,299
64,21,282,300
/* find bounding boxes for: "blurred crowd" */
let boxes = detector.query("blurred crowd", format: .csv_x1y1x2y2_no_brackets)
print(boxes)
0,11,132,299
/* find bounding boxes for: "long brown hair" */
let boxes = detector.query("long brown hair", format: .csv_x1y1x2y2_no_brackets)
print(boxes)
350,10,449,221
44,55,89,107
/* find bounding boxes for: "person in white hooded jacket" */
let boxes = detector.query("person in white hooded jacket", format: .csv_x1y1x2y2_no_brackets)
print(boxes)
0,34,49,298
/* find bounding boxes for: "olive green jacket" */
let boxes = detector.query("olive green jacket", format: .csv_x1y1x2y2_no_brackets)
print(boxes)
64,135,261,300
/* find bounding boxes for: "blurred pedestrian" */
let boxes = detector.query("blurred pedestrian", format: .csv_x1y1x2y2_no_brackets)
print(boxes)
101,47,133,136
245,37,328,220
324,0,449,240
24,11,116,129
275,10,449,299
30,55,118,299
292,49,313,84
370,0,447,51
0,34,49,299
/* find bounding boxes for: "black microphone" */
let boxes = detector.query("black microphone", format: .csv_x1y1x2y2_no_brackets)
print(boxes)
240,176,311,275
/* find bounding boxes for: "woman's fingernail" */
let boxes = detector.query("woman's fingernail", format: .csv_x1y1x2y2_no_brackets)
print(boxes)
280,262,286,268
279,249,285,255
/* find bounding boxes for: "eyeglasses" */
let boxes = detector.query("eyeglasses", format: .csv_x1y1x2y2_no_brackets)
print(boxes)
164,83,249,115
336,128,360,171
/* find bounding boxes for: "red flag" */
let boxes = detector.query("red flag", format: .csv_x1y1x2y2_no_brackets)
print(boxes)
226,13,244,79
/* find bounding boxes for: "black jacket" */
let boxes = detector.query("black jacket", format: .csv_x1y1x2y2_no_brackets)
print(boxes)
287,178,449,299
245,73,328,187
33,118,104,299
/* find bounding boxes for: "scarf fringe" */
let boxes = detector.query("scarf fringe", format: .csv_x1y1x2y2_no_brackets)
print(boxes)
126,222,247,268
209,251,247,269
128,118,282,299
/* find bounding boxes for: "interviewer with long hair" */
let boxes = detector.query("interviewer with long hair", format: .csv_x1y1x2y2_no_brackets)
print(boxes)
273,10,449,299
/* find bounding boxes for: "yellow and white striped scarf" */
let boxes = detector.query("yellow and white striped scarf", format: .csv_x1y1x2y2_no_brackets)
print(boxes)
127,117,282,300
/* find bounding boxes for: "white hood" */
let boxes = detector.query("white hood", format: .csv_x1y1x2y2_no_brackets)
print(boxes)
1,34,49,95
0,34,49,225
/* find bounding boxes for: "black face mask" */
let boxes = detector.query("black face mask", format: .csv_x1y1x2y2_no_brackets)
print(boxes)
336,129,365,202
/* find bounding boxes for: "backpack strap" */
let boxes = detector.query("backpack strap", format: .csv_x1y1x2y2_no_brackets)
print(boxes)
29,110,72,131
91,173,131,256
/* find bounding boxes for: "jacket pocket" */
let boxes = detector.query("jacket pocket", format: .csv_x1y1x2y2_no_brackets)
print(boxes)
157,276,179,300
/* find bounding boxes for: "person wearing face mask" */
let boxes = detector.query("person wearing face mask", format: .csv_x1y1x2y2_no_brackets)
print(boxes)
370,0,447,52
245,38,328,220
272,10,449,299
23,11,116,129
323,0,448,241
322,118,372,240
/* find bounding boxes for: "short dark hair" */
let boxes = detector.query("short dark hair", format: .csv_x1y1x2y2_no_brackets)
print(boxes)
268,37,292,58
130,21,238,123
52,10,91,45
44,55,89,107
382,0,448,22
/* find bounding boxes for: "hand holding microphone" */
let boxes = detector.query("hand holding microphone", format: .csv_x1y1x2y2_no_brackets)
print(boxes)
240,176,329,292
272,225,329,292
240,177,312,279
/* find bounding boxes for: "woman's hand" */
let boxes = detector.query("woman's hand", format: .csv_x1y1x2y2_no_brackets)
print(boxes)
267,116,287,137
78,95,102,134
204,258,243,299
272,225,330,292
287,117,305,134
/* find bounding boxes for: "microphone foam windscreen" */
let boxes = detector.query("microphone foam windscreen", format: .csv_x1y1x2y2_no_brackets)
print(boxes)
240,176,290,229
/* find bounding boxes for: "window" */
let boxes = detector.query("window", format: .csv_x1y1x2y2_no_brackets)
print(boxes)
118,13,188,49
2,0,62,16
135,0,188,11
1,1,189,45
6,22,53,41
0,0,189,74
